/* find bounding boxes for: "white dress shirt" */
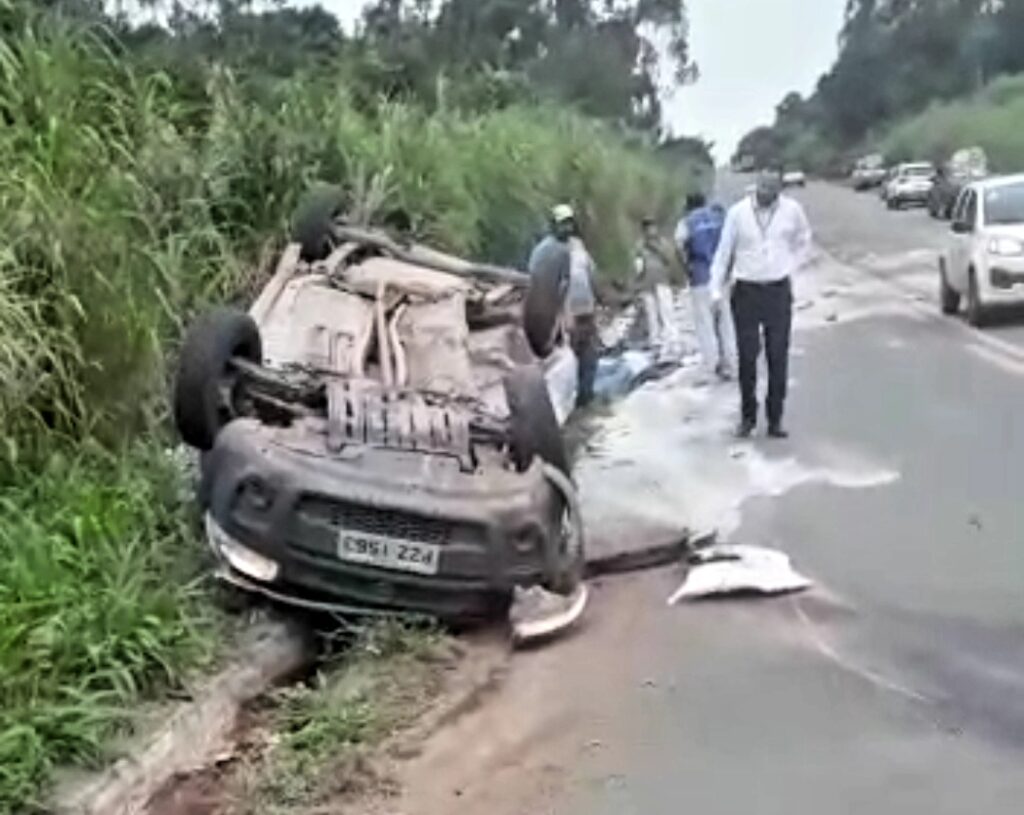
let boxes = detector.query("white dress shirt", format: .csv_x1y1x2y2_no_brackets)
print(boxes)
709,195,812,298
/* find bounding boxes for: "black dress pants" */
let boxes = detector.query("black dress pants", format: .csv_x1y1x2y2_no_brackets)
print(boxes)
730,278,793,427
570,313,598,408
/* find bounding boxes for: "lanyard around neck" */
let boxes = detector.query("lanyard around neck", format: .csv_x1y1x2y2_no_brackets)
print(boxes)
753,200,778,239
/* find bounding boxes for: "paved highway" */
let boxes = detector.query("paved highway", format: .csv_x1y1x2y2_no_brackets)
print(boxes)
385,178,1024,815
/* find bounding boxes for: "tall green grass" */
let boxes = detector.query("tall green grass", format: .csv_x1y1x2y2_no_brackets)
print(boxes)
0,9,696,810
0,445,216,813
881,74,1024,170
1,15,692,442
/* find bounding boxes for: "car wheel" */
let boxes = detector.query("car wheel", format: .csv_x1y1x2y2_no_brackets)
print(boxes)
503,365,579,592
503,364,570,477
174,307,262,450
966,270,987,328
939,261,960,315
291,184,346,262
523,250,569,359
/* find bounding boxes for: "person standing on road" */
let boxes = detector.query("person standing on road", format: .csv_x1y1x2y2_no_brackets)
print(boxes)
634,217,678,359
710,172,812,439
529,204,599,407
675,193,736,380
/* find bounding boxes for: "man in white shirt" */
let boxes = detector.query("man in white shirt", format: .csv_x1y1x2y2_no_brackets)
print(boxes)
709,172,812,438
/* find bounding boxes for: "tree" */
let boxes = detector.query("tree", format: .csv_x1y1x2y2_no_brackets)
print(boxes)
360,0,696,130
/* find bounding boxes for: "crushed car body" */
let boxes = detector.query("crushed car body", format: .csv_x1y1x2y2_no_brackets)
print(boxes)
174,188,582,620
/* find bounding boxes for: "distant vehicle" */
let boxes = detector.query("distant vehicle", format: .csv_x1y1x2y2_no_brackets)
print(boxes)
939,174,1024,327
885,162,936,209
852,154,887,191
782,170,806,188
928,147,989,220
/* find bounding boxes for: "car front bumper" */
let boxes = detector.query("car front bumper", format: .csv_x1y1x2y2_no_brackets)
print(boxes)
201,419,565,619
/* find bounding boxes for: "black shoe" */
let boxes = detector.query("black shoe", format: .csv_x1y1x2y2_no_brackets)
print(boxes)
767,424,789,439
735,419,756,439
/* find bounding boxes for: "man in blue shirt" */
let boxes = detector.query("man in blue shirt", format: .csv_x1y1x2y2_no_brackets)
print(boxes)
674,193,736,380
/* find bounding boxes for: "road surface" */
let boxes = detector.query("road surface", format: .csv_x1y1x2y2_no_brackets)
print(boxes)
383,179,1024,815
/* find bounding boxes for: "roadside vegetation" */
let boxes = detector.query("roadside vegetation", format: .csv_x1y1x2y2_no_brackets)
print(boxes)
734,0,1024,174
880,75,1024,171
0,0,707,810
220,621,457,815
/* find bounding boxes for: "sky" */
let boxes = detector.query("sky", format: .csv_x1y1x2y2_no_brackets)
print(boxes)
665,0,847,161
282,1,847,161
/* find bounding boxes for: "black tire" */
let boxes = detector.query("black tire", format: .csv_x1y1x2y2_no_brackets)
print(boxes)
939,261,960,315
966,270,987,328
174,308,262,450
523,246,569,358
503,365,579,593
291,184,345,262
503,365,570,477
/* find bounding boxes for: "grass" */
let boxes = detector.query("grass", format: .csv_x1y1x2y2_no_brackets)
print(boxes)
1,14,693,441
224,621,455,814
881,74,1024,170
0,443,219,813
0,7,699,811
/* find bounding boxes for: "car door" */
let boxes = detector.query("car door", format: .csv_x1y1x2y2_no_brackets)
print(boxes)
948,188,977,291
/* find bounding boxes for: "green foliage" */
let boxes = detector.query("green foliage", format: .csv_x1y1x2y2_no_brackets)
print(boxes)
0,10,694,442
736,0,1024,171
0,4,700,808
0,444,216,813
881,75,1024,171
237,621,451,813
360,0,696,131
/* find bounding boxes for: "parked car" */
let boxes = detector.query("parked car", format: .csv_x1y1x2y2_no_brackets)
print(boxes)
928,147,989,220
939,174,1024,327
174,186,584,620
782,169,806,188
852,154,887,190
885,162,936,209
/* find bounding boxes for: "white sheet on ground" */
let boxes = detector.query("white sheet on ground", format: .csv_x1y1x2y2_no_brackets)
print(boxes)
668,543,812,604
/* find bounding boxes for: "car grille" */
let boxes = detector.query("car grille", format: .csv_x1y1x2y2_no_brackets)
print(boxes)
296,496,452,545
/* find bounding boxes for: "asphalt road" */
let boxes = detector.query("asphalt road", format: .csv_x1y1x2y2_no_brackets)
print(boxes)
389,179,1024,815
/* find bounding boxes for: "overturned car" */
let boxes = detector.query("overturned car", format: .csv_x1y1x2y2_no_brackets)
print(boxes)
174,188,582,620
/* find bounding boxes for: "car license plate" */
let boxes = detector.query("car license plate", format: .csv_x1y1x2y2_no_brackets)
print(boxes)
336,531,440,576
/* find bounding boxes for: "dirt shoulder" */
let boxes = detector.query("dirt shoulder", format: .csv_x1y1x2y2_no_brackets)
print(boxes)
145,622,508,815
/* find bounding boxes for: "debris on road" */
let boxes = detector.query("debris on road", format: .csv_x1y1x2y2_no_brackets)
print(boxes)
509,583,590,646
667,543,812,604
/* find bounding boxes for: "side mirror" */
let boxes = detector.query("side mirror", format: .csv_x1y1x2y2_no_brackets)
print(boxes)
951,220,973,234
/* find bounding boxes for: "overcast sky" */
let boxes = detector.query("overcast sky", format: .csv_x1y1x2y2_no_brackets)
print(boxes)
302,0,847,160
666,0,847,160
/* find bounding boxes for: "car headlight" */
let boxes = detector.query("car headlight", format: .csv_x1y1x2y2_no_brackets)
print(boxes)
988,237,1024,257
206,513,280,582
236,475,276,513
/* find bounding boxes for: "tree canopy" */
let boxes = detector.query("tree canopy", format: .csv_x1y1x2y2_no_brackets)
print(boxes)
47,0,696,133
735,0,1024,170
